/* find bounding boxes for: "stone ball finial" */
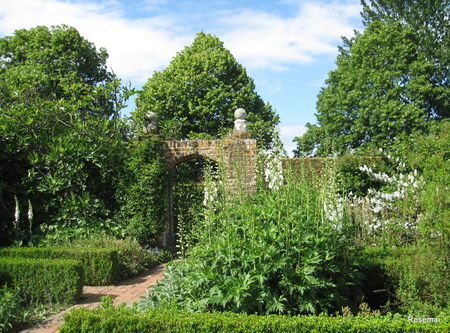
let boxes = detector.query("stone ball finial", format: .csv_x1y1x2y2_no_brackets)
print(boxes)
146,111,158,122
144,111,158,134
234,108,247,120
234,108,247,134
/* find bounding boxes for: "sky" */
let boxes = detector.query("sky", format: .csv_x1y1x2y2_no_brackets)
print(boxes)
0,0,364,155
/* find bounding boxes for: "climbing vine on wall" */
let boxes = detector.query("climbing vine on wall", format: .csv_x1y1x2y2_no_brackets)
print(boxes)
117,136,168,247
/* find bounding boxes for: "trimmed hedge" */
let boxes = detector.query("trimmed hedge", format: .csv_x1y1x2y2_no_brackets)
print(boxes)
60,306,449,333
0,257,83,304
0,247,120,285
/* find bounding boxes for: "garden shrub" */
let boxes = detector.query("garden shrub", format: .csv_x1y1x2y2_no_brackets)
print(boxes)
69,236,173,280
0,257,83,304
117,136,168,247
357,247,396,312
60,302,449,333
358,246,449,317
140,165,363,315
0,247,119,285
0,285,24,332
335,154,385,197
383,246,449,316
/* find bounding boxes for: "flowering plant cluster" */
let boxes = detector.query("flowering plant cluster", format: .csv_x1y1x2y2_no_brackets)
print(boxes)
349,155,423,244
323,196,345,225
262,137,285,190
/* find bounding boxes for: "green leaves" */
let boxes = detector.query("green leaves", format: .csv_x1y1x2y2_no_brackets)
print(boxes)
295,10,449,156
141,170,361,315
0,25,131,246
116,137,168,247
134,32,279,148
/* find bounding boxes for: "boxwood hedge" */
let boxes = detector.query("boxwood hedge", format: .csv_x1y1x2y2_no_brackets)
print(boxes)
0,257,83,304
0,247,120,285
60,306,448,333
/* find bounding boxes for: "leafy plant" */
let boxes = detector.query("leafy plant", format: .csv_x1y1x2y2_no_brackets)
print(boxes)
0,25,132,246
61,301,450,333
0,285,24,332
69,235,172,279
117,136,168,247
140,162,362,315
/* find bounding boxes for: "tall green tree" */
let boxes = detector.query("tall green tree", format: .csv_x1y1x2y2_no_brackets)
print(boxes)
294,10,449,156
0,25,131,245
361,0,449,119
135,32,279,148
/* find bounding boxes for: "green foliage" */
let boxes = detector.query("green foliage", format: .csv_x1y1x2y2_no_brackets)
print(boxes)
386,246,449,317
134,32,279,148
60,301,449,333
117,137,168,247
294,16,449,156
140,169,362,315
335,155,386,197
359,246,449,317
0,257,83,304
357,247,395,312
0,247,119,285
0,284,24,332
68,235,172,280
172,158,209,257
361,0,449,97
392,121,450,248
284,156,386,197
0,284,58,333
0,25,132,246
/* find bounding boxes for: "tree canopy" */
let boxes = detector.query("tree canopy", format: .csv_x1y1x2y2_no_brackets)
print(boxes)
0,25,131,245
134,32,279,148
294,1,449,156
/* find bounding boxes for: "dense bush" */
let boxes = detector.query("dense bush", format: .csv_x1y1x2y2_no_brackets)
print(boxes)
386,246,449,317
397,121,449,248
69,236,172,280
335,155,386,197
117,137,168,247
140,166,363,315
0,257,83,304
60,301,449,333
172,158,208,257
358,247,449,317
0,25,132,247
0,247,119,285
0,285,24,332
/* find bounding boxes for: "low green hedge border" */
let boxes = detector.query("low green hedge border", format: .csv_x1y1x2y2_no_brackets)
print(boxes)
0,247,120,285
60,305,449,333
0,257,83,304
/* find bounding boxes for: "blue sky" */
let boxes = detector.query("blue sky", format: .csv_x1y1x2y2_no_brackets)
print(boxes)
0,0,364,155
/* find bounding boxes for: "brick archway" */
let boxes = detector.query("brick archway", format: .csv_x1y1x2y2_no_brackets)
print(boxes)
161,137,257,246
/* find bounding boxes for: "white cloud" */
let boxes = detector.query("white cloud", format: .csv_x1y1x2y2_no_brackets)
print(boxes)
0,0,361,83
0,0,189,84
220,1,360,70
278,124,307,157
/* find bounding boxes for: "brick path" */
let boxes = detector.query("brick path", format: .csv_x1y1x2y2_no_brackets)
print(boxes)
20,264,166,333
